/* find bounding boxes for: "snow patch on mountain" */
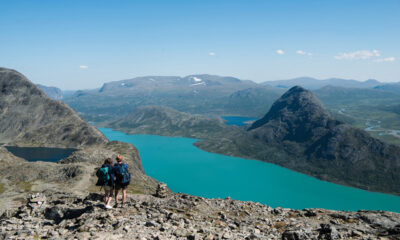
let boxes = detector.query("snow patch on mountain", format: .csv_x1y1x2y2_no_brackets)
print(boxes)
192,77,202,82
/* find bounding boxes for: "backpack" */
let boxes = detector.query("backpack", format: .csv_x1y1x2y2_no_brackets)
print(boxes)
115,163,130,185
96,166,110,186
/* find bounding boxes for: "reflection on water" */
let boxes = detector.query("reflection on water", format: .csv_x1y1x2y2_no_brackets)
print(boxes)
5,146,77,162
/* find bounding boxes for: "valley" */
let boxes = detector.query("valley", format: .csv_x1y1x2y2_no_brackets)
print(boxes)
1,68,400,239
2,1,400,238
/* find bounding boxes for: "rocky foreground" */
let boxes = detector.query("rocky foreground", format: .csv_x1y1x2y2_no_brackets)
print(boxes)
1,184,399,240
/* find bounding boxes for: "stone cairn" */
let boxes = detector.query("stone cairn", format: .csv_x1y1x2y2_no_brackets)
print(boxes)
16,193,47,218
154,182,169,198
28,193,46,208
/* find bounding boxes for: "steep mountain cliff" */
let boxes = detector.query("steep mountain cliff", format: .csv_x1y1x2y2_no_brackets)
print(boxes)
0,68,158,213
0,67,108,147
197,86,400,195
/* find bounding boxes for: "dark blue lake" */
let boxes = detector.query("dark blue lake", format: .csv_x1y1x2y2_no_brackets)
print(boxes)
99,127,400,212
222,116,258,126
5,146,77,162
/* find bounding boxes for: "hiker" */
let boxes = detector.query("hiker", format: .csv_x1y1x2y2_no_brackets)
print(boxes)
96,158,115,209
114,154,131,207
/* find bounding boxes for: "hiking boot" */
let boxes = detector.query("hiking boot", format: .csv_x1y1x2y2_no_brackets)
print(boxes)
113,203,119,208
105,205,113,209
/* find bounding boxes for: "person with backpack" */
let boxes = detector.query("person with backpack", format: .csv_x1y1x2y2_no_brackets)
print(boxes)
96,158,115,209
114,154,130,208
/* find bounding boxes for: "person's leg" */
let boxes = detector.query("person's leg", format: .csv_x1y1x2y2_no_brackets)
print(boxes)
114,186,120,205
122,188,127,204
104,188,109,204
106,190,112,206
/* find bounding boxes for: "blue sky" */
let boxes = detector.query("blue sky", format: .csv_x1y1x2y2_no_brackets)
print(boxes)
0,0,399,89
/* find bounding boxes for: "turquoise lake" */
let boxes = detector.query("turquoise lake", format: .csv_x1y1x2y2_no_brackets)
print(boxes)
222,116,258,126
99,127,400,212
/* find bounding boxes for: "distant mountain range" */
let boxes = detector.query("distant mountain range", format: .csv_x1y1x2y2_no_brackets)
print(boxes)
63,74,283,120
314,85,400,107
99,74,257,93
262,77,384,90
374,82,400,94
62,74,400,145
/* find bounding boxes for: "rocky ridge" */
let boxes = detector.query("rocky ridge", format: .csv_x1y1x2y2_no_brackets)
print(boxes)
1,186,400,239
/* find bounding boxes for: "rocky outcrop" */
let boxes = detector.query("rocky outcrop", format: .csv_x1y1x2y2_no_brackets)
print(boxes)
0,67,108,147
1,189,399,239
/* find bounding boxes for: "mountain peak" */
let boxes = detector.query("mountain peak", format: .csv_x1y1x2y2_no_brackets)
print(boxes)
247,85,339,144
248,86,331,136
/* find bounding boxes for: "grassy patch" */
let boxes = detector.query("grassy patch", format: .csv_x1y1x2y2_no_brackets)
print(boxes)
368,132,400,146
274,221,286,229
0,182,7,194
16,181,33,192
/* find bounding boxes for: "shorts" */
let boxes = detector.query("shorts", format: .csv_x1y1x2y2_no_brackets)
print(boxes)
115,183,128,190
104,185,113,191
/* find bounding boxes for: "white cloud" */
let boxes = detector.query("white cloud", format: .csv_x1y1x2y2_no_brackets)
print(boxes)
334,50,380,60
276,49,285,55
296,50,312,56
374,57,396,62
208,52,216,56
79,65,88,69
